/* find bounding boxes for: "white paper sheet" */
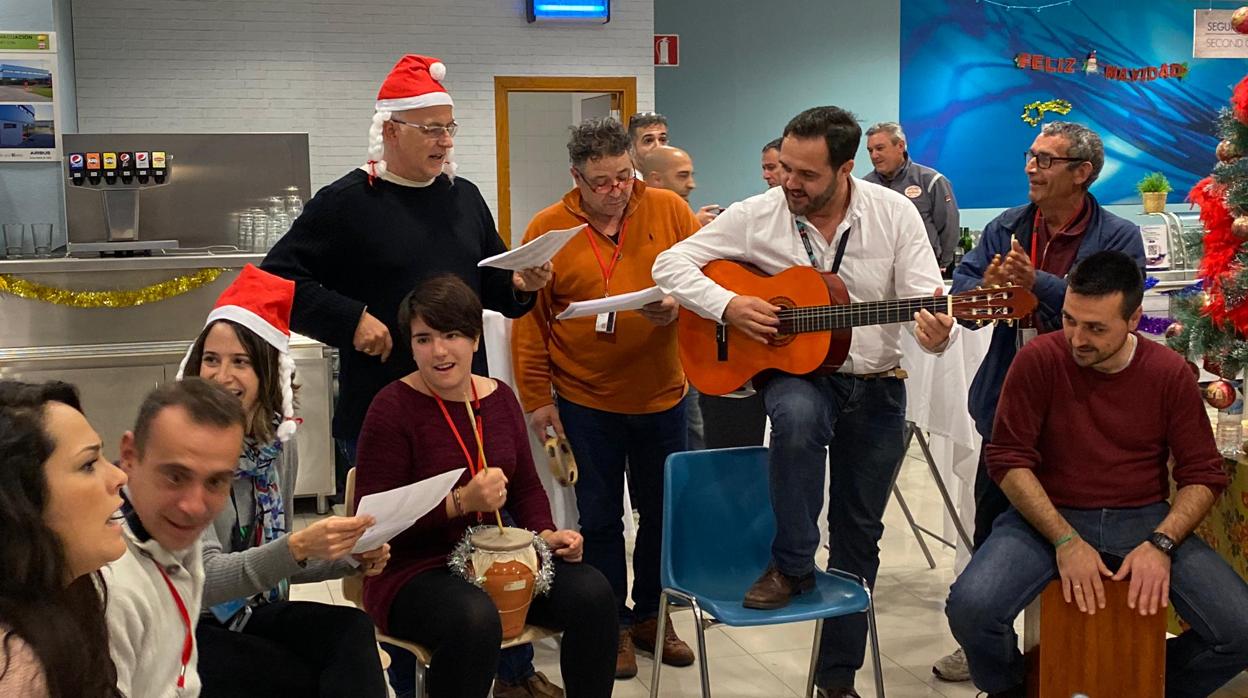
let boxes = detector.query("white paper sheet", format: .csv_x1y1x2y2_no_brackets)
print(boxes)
352,468,464,553
477,224,586,271
555,286,666,320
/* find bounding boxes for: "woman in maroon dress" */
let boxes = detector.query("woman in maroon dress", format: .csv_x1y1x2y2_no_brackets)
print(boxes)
354,274,617,698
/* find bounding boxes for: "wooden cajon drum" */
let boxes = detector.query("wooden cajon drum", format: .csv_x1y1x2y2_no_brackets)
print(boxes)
1023,579,1165,698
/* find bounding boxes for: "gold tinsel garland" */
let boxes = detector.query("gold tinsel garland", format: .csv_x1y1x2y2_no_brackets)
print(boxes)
1021,99,1073,126
0,268,226,308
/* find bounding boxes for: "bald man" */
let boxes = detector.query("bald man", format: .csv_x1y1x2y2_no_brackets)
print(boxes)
642,145,719,226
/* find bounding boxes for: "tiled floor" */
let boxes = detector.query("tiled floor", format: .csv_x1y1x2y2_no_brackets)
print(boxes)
290,444,1248,697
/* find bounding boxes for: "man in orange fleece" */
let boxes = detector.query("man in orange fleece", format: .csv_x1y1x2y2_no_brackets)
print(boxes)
511,117,700,680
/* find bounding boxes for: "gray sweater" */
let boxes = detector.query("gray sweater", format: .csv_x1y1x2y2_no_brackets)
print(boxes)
200,439,355,609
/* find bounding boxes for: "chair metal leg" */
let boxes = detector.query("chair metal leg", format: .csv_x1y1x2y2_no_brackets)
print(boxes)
691,598,712,698
892,484,937,569
806,618,825,697
414,660,428,698
866,596,884,698
912,427,974,550
650,592,671,698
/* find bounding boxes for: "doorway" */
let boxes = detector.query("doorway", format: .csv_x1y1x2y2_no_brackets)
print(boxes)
494,76,637,246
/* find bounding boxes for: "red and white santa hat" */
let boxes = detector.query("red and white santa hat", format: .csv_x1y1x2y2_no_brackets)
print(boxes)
367,54,457,180
176,264,300,442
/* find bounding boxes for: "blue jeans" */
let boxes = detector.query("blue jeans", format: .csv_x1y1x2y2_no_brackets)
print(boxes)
946,504,1248,696
558,395,687,626
334,439,536,697
761,374,907,689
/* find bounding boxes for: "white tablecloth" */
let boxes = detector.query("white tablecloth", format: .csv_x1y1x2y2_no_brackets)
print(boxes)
899,324,994,573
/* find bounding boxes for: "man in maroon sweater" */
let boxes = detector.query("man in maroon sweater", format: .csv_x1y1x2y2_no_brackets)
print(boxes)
945,251,1248,698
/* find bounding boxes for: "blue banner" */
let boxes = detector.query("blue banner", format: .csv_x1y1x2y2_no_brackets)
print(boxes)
899,1,1245,208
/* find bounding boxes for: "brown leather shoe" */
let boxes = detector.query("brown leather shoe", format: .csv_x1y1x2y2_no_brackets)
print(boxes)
493,671,564,698
631,612,695,667
615,628,638,679
743,564,815,610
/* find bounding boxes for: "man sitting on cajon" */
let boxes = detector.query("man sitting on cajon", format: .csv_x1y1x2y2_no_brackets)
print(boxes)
945,250,1248,698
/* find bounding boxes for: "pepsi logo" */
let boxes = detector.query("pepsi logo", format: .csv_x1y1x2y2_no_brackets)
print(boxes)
69,154,83,166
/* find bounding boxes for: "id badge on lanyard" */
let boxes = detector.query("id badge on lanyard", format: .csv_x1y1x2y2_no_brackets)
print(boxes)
585,220,627,335
595,311,617,334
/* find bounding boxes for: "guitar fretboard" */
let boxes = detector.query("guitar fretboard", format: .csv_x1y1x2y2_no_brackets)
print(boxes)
776,296,951,333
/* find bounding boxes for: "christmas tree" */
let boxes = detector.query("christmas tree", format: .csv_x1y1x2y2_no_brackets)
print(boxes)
1167,74,1248,412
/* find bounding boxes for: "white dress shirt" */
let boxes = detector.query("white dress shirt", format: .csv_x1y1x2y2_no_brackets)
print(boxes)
652,178,948,374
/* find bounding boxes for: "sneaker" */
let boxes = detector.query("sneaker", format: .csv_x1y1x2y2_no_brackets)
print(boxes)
615,629,638,679
493,671,564,698
932,646,971,682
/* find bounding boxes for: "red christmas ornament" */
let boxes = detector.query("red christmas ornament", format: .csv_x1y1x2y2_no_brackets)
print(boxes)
1218,139,1241,163
1205,356,1231,378
1233,6,1248,34
1205,380,1237,410
1164,321,1185,339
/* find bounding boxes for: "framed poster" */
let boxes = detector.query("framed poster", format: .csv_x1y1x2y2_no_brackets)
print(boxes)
0,32,58,162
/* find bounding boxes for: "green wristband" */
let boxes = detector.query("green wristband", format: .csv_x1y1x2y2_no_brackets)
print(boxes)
1053,531,1078,548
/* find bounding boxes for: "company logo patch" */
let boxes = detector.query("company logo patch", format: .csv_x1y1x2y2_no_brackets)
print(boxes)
904,185,922,198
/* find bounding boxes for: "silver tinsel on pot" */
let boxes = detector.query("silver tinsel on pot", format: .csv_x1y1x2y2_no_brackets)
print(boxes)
447,525,555,596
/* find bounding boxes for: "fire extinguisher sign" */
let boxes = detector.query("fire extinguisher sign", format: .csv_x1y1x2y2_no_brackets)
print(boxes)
654,34,679,67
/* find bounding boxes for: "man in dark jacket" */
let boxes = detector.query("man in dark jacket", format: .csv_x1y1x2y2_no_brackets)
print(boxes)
932,121,1145,682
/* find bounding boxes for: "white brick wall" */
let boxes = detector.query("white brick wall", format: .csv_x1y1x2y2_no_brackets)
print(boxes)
70,0,654,216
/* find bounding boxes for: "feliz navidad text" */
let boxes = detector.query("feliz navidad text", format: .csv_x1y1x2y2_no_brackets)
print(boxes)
1014,53,1188,82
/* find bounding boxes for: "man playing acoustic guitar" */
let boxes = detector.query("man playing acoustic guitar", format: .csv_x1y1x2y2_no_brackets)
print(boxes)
653,105,955,698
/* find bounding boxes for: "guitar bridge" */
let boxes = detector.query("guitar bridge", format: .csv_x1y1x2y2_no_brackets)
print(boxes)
716,324,728,362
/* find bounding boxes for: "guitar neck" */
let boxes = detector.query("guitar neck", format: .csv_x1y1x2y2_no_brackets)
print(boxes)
779,296,949,333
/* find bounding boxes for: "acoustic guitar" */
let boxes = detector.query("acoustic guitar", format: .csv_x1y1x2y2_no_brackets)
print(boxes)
677,260,1038,395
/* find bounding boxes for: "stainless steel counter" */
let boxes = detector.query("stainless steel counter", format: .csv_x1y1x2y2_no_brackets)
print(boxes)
0,253,337,510
0,251,265,274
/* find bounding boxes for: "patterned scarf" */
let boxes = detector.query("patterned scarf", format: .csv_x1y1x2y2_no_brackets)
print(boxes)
237,428,287,600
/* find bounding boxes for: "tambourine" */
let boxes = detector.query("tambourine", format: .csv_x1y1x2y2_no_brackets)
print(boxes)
544,435,578,487
449,526,554,638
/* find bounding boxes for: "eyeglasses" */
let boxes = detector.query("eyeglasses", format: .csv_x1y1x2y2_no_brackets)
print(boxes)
575,168,634,194
391,117,458,139
1025,150,1085,169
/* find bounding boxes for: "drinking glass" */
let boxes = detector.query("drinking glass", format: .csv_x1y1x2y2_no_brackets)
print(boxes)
31,223,52,257
3,224,23,258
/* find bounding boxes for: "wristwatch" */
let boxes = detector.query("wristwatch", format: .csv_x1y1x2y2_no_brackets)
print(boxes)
1148,531,1177,557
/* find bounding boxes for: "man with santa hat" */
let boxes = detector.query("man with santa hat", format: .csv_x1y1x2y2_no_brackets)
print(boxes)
261,54,556,698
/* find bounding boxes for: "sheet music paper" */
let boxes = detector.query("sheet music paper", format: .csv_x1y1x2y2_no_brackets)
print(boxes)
555,286,667,320
477,224,586,270
352,468,464,553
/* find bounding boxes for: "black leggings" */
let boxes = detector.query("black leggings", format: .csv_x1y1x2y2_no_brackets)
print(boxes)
387,560,617,698
196,599,387,698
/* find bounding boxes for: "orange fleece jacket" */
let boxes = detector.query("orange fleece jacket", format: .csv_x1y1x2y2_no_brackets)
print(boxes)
511,182,700,414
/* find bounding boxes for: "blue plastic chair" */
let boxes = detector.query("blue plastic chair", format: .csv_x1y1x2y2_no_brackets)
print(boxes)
649,447,884,698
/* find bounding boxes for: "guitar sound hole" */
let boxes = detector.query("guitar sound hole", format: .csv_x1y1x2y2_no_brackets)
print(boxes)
770,295,797,347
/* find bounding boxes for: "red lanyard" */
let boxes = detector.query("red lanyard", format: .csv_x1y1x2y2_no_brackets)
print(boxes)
583,218,629,296
155,563,193,690
432,380,485,478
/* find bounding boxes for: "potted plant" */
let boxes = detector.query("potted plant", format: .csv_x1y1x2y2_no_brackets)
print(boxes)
1138,171,1172,213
